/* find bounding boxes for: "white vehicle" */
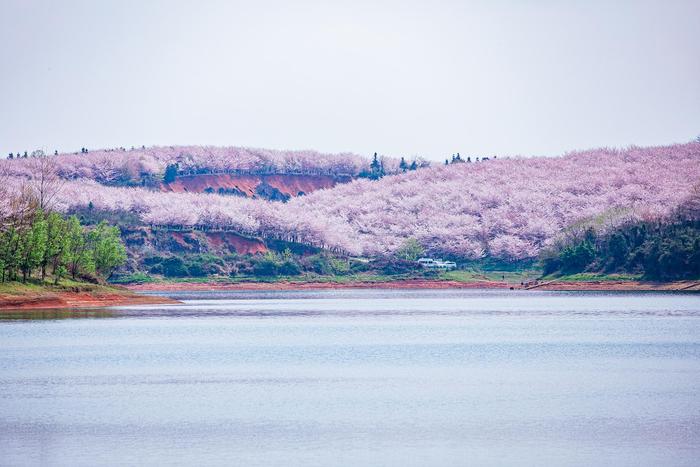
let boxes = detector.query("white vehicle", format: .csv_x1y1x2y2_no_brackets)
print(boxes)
417,258,457,270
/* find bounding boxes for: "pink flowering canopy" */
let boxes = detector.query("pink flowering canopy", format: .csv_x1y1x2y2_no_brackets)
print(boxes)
3,142,698,260
2,146,386,181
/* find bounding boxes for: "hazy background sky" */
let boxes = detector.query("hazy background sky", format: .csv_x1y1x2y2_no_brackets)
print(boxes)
1,0,698,160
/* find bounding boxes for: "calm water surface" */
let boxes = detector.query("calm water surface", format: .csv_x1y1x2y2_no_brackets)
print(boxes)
1,289,699,466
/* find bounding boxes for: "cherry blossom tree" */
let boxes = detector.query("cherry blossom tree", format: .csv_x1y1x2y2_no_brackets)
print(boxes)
3,141,699,261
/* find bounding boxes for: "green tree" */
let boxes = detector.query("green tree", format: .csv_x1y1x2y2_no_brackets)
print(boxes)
161,256,188,277
18,210,48,282
163,163,179,184
66,216,93,279
0,229,12,282
560,240,595,273
41,212,68,281
395,238,425,261
278,259,301,276
606,232,628,269
1,227,22,282
369,153,385,180
253,252,280,276
88,222,127,279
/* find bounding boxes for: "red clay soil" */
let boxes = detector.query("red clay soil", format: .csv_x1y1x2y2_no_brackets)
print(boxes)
264,174,340,196
204,231,267,254
169,231,195,250
126,279,700,292
0,290,178,311
162,174,342,197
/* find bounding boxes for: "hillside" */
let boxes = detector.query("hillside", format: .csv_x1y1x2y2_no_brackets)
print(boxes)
161,173,351,200
3,145,379,182
2,145,403,202
3,142,699,262
288,142,700,258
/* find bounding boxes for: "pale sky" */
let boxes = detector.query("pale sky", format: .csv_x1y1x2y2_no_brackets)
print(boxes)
1,0,698,160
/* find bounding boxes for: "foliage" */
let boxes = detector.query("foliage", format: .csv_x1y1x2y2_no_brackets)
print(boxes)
110,272,155,284
88,222,128,279
65,216,93,279
149,254,213,277
2,145,396,184
163,163,179,183
299,253,351,276
0,156,127,284
370,257,421,275
158,256,189,277
252,253,280,276
0,211,126,283
559,239,595,273
394,238,424,261
541,214,700,280
2,141,699,262
278,259,301,275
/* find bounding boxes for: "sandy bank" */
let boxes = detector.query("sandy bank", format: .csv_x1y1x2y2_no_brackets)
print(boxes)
0,289,179,311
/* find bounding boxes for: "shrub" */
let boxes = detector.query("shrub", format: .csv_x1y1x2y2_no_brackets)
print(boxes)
560,240,595,273
111,272,154,284
540,216,700,279
161,256,188,277
349,260,370,273
303,254,334,275
372,257,420,275
252,258,278,276
278,260,301,276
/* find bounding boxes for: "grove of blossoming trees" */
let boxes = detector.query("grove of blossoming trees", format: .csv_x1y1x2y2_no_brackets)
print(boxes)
287,142,700,259
2,146,396,183
3,142,699,261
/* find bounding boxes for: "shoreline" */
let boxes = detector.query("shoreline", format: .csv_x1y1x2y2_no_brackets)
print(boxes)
126,278,700,292
127,279,511,291
3,278,697,311
0,287,178,311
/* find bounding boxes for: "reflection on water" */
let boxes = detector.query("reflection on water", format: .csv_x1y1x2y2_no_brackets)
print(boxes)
1,289,699,466
3,289,698,321
0,308,116,320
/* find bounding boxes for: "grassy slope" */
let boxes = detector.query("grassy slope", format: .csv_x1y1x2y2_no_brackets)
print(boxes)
0,278,119,295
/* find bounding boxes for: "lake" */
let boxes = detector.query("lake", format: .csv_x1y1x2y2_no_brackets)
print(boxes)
1,289,699,466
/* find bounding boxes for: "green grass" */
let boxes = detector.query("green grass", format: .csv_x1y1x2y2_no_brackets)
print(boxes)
110,272,157,284
0,277,119,295
110,268,545,285
542,272,644,282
